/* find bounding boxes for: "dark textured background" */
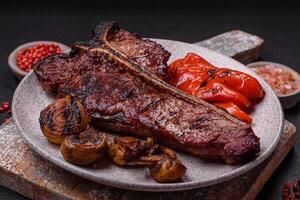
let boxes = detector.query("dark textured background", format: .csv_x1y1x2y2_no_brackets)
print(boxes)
0,1,299,199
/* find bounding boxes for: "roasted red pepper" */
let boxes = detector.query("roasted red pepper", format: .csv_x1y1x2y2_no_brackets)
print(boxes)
214,102,253,124
167,53,264,123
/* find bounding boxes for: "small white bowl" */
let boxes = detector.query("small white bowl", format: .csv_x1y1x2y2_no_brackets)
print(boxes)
248,61,300,109
8,41,70,79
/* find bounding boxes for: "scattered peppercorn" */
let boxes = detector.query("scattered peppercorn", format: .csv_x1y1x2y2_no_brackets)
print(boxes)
283,180,300,199
294,184,299,192
16,43,61,72
284,183,292,189
0,102,11,124
2,101,10,111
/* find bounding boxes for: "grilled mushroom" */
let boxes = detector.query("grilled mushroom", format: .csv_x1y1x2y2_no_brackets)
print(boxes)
106,135,186,182
149,156,186,183
60,128,106,165
39,96,89,144
148,146,186,183
106,136,155,166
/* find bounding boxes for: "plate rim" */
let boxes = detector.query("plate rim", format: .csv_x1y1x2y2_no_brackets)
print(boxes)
12,38,284,192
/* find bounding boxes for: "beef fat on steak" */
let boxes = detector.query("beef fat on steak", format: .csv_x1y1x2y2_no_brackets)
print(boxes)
34,22,260,164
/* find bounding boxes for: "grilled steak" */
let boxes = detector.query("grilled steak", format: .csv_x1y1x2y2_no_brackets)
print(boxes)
34,22,260,164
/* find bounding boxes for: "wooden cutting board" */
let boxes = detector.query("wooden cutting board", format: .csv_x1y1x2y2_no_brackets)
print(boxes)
0,30,295,200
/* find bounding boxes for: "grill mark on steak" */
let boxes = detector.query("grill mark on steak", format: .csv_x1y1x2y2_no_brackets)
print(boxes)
78,21,171,80
34,22,260,164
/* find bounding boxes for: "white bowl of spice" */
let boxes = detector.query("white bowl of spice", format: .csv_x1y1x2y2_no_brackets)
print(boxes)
248,61,300,109
8,41,70,79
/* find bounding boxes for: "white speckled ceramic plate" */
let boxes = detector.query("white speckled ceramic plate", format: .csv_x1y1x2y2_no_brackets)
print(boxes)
12,39,283,192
